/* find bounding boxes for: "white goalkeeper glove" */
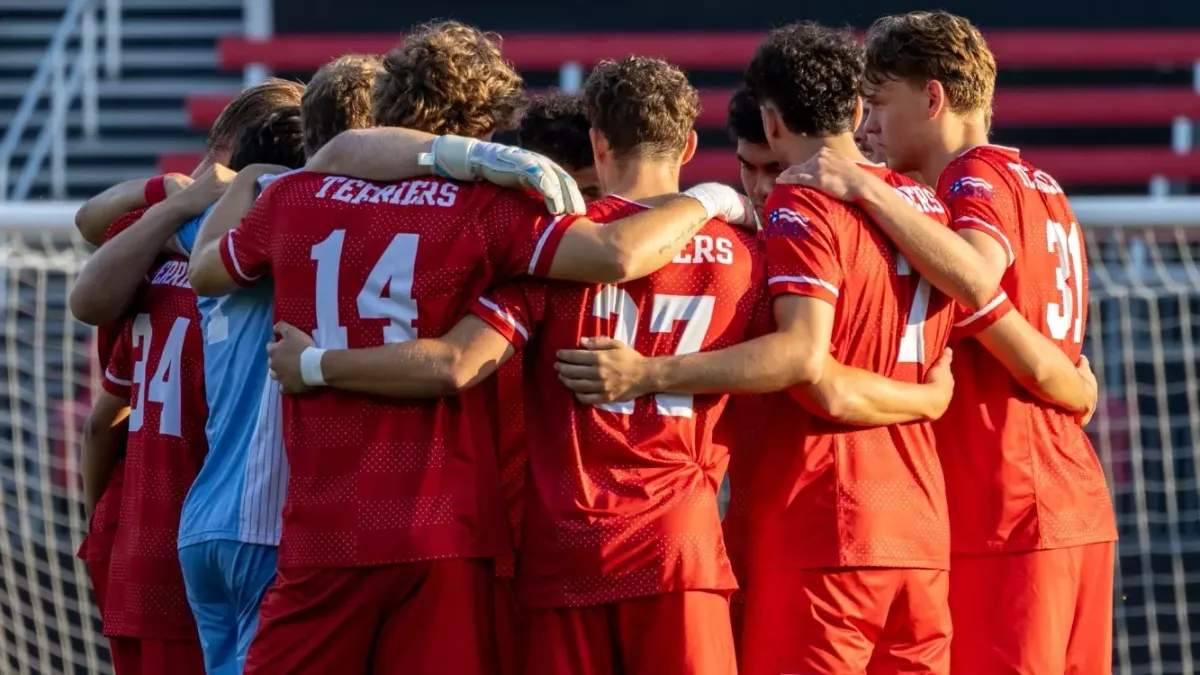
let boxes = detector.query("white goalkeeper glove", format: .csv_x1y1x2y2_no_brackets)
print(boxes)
682,183,759,230
421,135,587,216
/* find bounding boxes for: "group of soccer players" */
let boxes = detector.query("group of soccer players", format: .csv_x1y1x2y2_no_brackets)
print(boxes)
67,9,1117,675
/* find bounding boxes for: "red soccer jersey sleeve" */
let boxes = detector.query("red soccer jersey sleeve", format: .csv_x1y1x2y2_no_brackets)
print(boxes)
763,188,843,305
102,329,133,399
476,190,582,278
471,195,765,609
219,184,274,287
939,156,1017,269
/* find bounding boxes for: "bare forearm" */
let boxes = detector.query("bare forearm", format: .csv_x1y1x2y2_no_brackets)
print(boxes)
82,414,127,517
75,179,149,246
306,128,437,180
549,197,712,283
975,314,1092,412
322,340,511,399
645,331,822,395
800,357,941,425
70,200,190,325
858,179,996,309
194,176,257,256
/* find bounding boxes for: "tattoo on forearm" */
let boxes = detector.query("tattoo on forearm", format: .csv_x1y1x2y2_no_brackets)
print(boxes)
657,215,708,256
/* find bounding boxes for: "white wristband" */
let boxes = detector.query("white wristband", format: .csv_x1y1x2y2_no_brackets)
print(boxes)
299,347,327,387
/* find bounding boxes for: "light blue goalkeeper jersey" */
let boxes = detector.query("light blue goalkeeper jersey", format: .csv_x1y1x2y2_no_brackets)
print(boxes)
177,173,290,549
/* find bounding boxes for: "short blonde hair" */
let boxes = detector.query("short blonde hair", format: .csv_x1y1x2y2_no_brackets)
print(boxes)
372,21,524,137
301,54,382,156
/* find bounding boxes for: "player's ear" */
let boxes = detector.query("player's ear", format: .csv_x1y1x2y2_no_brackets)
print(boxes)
851,96,864,132
679,130,698,165
924,80,946,120
589,128,611,166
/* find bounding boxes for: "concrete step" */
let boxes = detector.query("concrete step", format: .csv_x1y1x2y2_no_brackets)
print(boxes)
8,136,204,160
0,108,188,131
0,19,241,40
0,48,217,70
0,77,240,98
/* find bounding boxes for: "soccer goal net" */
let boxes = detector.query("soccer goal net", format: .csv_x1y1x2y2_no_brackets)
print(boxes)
0,203,1197,675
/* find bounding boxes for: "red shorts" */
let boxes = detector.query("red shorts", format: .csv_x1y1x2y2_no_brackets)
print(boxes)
742,567,950,675
950,541,1114,675
525,591,735,675
108,636,205,675
244,558,500,675
729,594,745,669
494,577,527,675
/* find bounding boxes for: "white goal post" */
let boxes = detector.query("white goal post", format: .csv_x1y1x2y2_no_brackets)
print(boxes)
0,198,1197,675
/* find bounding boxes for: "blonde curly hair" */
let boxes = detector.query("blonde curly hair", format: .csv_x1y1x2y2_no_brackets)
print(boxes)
372,21,524,138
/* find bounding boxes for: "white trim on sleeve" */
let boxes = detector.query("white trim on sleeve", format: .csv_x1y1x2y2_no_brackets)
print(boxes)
767,275,839,297
527,215,567,274
477,297,529,341
955,291,1010,328
104,370,132,387
225,231,263,282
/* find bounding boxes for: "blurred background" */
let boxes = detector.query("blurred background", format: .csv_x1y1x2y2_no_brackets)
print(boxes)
0,0,1198,673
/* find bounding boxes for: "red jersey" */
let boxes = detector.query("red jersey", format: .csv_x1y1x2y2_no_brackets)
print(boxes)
490,354,526,580
100,255,208,639
472,195,768,608
935,144,1117,554
757,164,957,571
714,393,767,604
79,198,163,564
220,171,580,568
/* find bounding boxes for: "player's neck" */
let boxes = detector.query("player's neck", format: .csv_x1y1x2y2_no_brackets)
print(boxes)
603,160,681,203
778,132,867,167
921,116,991,184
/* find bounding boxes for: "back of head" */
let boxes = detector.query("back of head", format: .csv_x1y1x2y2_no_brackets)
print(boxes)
583,56,699,162
302,54,382,156
727,86,766,144
228,104,306,171
865,11,997,126
372,20,523,137
744,22,863,136
518,92,592,169
208,78,305,159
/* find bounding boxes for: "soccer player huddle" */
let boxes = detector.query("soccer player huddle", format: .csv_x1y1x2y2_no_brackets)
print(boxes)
69,10,1116,675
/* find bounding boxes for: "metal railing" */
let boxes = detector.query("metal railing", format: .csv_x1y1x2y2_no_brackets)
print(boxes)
0,0,124,202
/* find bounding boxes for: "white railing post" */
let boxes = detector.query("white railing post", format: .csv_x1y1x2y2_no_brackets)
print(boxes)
243,0,273,87
104,0,121,79
559,62,584,93
50,52,67,200
81,7,98,139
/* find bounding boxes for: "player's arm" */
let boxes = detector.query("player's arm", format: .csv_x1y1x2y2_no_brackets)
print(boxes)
305,127,436,180
179,164,285,257
81,391,129,519
69,168,232,325
268,318,515,398
558,296,951,425
782,149,1000,310
187,171,280,297
971,312,1097,416
75,174,190,246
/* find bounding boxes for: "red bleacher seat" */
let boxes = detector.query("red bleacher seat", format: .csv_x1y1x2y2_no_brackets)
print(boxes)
188,87,1200,130
162,147,1200,187
217,30,1200,71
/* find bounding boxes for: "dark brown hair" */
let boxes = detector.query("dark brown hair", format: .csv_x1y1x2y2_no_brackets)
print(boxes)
517,92,593,168
583,56,699,161
301,54,382,156
372,20,523,137
208,77,305,156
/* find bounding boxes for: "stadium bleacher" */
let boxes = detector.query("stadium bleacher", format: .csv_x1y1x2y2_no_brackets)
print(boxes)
160,30,1200,190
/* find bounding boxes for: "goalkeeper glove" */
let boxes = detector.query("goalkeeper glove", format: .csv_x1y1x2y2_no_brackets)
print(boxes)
422,135,587,216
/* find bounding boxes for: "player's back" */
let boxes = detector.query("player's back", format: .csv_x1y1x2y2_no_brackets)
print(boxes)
102,253,208,639
757,165,956,571
936,145,1116,553
502,195,766,607
238,170,566,568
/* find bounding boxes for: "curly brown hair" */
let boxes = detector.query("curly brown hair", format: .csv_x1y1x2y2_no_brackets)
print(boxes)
208,77,305,156
583,56,699,161
517,92,592,169
865,11,997,125
372,21,523,137
302,54,382,156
